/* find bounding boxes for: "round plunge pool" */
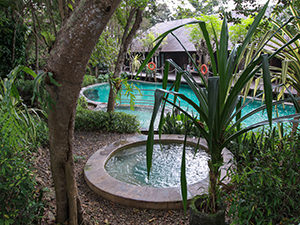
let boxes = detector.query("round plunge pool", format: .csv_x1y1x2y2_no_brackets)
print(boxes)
105,142,209,188
84,135,232,209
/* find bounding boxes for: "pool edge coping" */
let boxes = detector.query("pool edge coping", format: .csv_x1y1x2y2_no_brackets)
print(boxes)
84,134,233,209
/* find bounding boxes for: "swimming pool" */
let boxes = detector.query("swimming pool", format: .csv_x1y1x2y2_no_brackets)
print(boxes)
82,81,296,130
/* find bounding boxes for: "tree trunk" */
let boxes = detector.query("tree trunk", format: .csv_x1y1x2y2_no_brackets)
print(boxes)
45,0,57,37
107,7,143,112
31,6,39,73
46,0,121,224
207,141,222,214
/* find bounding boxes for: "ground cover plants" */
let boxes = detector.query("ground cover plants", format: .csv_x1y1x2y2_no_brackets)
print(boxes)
0,67,47,224
227,129,300,224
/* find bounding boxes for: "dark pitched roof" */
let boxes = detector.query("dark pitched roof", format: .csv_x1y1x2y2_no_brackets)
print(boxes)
131,18,197,52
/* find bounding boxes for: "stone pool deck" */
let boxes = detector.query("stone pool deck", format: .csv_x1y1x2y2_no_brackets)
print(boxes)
84,134,233,209
137,72,297,95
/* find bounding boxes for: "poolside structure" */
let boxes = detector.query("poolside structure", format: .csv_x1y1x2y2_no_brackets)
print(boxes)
130,18,199,72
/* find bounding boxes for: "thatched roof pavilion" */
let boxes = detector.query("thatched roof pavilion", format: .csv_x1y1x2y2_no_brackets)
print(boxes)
131,18,199,70
132,18,197,53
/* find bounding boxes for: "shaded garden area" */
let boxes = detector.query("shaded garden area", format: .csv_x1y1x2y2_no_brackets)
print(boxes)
0,0,300,224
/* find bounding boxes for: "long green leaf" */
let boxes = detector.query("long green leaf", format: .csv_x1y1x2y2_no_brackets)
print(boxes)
181,130,188,213
146,90,165,177
208,77,219,146
22,66,38,79
162,61,170,89
218,16,229,93
238,1,269,59
166,59,208,112
198,22,217,75
228,97,299,133
262,54,273,128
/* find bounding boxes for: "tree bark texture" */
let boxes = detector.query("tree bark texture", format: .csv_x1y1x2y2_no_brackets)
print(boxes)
46,0,121,224
107,7,143,112
31,5,39,73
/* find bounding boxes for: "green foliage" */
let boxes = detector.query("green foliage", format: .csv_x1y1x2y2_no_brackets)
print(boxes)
89,29,119,72
189,14,222,43
0,10,26,78
266,2,300,95
98,73,109,83
0,142,44,224
82,75,98,87
141,1,300,213
75,106,140,133
77,96,89,109
40,31,56,47
229,16,254,44
188,0,227,15
0,67,46,224
228,130,300,224
161,112,202,137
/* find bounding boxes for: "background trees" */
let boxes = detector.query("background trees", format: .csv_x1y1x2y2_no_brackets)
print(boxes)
0,1,27,78
107,0,148,112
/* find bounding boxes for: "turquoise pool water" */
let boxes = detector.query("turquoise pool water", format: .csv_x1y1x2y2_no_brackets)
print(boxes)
83,81,296,130
105,143,209,188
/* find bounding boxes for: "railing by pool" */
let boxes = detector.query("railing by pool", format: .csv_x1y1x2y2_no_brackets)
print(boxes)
118,88,181,109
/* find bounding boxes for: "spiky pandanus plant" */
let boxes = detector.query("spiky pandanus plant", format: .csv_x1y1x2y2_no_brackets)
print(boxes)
265,1,300,133
138,1,300,213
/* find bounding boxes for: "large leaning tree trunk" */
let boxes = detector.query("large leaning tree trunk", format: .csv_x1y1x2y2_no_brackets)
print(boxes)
45,0,121,224
107,7,143,112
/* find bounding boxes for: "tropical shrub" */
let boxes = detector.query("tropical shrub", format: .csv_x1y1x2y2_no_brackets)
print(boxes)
267,1,300,95
75,106,140,133
0,134,44,224
98,73,109,83
0,66,46,224
161,112,202,137
82,74,98,87
227,130,300,224
82,74,110,87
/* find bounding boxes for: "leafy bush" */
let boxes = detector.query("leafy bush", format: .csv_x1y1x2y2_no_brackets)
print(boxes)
34,118,49,148
82,75,98,87
161,112,202,137
227,130,300,224
82,74,110,87
77,96,89,109
0,66,46,224
0,142,44,224
97,73,109,83
15,79,35,106
75,107,139,133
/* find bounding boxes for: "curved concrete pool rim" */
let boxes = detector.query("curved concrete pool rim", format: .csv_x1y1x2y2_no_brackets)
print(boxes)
84,135,232,209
